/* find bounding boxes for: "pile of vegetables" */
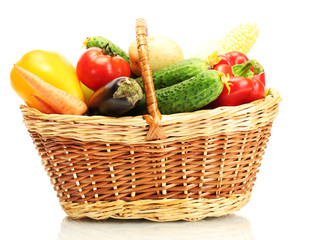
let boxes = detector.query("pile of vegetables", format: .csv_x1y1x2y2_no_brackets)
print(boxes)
10,22,267,117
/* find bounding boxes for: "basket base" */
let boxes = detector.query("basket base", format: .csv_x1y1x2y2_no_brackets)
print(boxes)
60,191,252,222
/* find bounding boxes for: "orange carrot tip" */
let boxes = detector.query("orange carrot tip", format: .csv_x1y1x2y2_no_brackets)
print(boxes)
14,65,87,115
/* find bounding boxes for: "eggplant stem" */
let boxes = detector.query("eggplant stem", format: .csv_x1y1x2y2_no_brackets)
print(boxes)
113,78,143,105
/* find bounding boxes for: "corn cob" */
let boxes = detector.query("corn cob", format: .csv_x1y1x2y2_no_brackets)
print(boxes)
192,22,259,62
217,22,259,55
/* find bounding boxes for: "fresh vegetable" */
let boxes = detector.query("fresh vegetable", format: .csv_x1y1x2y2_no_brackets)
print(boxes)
76,47,131,91
14,65,87,115
81,82,94,104
31,94,57,114
208,76,265,107
210,54,265,107
10,50,84,112
232,59,265,86
214,51,265,86
84,36,130,65
194,22,259,59
254,72,265,86
135,57,208,90
129,36,184,76
130,70,225,115
217,23,260,55
87,77,143,117
217,51,250,66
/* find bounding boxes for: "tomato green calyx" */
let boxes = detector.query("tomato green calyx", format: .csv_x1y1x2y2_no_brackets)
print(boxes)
103,44,118,57
82,37,90,48
219,72,233,95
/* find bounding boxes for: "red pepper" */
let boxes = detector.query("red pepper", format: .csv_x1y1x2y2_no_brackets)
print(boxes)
214,64,233,77
209,52,266,107
217,51,249,66
254,71,265,86
215,51,266,86
209,76,265,107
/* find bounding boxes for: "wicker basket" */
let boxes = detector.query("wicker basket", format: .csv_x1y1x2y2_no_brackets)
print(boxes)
20,18,281,222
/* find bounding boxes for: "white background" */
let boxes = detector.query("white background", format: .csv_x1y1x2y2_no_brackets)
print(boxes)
1,0,310,239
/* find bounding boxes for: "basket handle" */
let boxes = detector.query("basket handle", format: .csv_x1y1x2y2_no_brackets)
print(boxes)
136,18,167,141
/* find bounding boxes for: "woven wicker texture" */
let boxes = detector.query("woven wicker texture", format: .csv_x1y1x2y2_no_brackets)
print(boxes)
60,191,251,221
20,89,280,218
21,88,280,145
19,18,281,221
23,106,275,198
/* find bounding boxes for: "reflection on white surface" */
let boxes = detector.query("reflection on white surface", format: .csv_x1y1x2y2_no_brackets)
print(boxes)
58,214,253,240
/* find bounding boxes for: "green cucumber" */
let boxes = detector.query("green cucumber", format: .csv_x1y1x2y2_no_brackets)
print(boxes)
86,36,130,65
130,70,224,115
136,57,207,90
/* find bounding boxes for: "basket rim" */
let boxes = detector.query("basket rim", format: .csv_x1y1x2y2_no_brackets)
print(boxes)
20,88,281,143
20,88,281,124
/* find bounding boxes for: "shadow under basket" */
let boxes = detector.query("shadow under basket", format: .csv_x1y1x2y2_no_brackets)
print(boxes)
20,88,281,222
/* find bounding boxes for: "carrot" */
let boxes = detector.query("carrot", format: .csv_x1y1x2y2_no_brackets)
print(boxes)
14,65,87,115
31,94,57,114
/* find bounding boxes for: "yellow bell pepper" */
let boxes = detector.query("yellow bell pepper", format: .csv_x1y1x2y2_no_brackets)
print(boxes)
10,50,84,111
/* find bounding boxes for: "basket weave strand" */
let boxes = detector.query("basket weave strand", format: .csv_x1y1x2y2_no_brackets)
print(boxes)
19,18,281,221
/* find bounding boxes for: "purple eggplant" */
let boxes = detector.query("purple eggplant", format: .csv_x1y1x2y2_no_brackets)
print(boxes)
87,77,143,117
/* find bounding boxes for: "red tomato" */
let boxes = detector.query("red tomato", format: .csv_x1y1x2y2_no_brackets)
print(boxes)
76,47,131,91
